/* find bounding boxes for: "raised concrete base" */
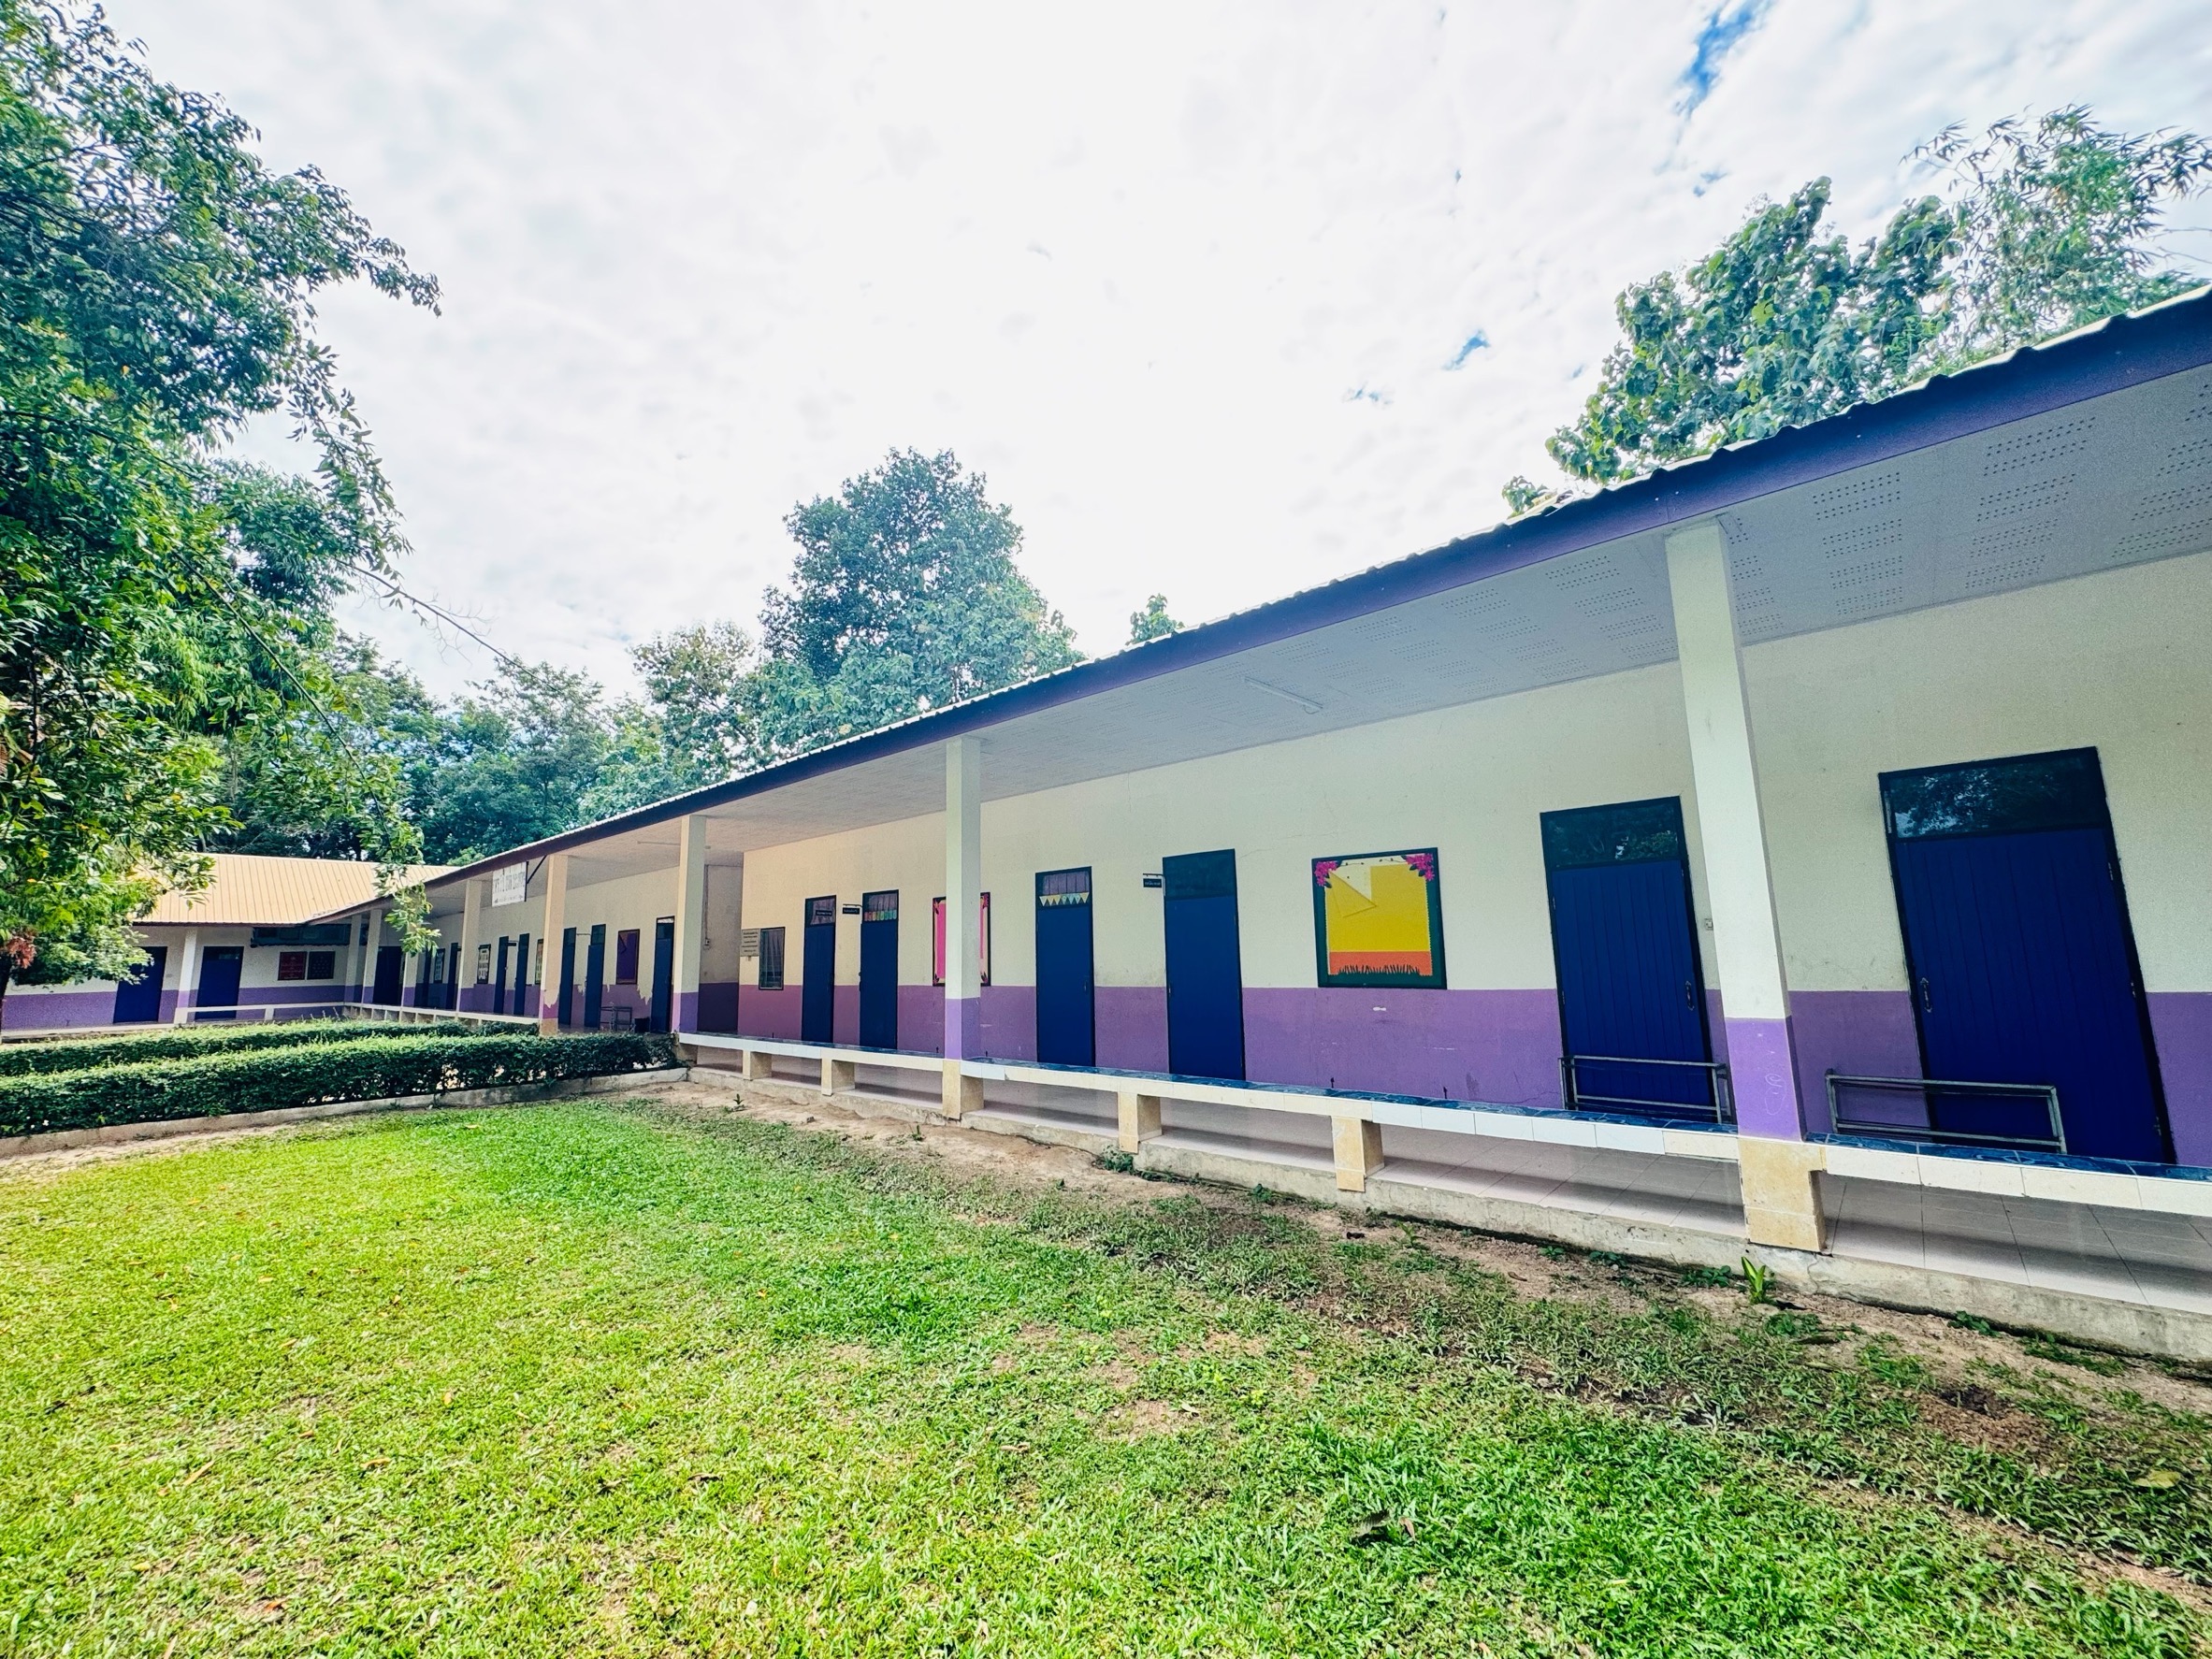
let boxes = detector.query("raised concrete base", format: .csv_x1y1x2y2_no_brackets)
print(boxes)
1117,1089,1162,1154
1137,1135,1343,1205
966,1106,1118,1154
1748,1244,2212,1362
1366,1174,1746,1270
0,1067,692,1160
942,1060,983,1120
1332,1115,1385,1191
710,1072,2212,1362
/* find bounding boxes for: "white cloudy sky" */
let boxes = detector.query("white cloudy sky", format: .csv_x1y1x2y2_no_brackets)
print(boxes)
103,0,2212,697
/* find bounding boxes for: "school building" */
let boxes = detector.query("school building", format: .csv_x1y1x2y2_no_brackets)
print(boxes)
15,290,2212,1354
0,855,449,1031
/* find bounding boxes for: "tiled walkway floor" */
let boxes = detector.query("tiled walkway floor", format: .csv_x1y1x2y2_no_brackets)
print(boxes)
1824,1176,2212,1315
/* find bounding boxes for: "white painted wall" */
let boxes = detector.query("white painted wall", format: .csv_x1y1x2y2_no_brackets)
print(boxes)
1746,547,2212,993
737,662,1710,993
733,546,2212,1001
739,816,943,988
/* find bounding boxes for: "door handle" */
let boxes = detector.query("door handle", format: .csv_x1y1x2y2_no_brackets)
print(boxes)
1919,976,1932,1014
1684,980,1696,1010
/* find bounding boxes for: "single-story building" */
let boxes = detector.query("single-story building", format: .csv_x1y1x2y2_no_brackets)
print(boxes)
227,290,2212,1349
0,854,450,1035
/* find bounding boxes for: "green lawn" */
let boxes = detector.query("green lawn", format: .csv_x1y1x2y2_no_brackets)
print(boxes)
2,1098,2206,1656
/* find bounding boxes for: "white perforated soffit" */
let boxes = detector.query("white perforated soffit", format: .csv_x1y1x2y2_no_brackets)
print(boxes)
566,365,2212,871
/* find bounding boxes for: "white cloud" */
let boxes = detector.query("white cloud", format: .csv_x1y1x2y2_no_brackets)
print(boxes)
101,0,2212,695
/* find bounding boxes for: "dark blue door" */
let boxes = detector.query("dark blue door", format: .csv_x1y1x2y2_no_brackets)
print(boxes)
650,918,675,1034
1164,851,1244,1080
557,930,576,1025
1541,799,1713,1115
373,945,404,1006
197,945,243,1021
802,896,837,1044
493,937,511,1016
859,892,899,1048
1036,869,1095,1067
584,925,606,1029
112,946,166,1024
1884,750,2167,1162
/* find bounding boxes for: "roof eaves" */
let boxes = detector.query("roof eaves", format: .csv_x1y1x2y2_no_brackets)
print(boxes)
413,288,2212,888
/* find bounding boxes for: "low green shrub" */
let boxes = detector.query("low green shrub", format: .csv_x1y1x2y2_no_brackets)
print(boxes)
0,1018,492,1079
0,1031,677,1138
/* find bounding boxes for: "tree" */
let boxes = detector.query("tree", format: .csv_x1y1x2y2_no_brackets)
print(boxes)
632,621,759,783
211,629,417,859
401,664,614,864
1928,108,2212,361
1514,108,2212,510
750,449,1081,757
380,460,1083,855
570,620,763,820
1540,179,1956,488
1127,594,1181,645
0,3,438,1016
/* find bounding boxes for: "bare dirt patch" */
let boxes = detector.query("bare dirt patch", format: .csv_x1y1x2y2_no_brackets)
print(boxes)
1099,1398,1193,1440
1086,1359,1143,1392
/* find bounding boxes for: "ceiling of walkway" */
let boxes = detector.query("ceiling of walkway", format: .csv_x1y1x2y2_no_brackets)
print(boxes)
431,351,2212,891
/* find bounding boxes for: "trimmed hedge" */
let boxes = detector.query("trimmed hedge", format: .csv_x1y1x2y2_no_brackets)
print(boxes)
0,1031,678,1139
0,1018,492,1079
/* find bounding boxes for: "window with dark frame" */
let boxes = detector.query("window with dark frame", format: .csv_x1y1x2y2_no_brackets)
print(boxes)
758,926,786,991
615,928,641,985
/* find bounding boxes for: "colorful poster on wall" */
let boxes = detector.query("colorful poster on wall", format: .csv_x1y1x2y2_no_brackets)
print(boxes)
1311,849,1445,988
931,893,991,987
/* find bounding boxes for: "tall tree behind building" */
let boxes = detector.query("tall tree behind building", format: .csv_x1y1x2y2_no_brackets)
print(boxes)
1508,108,2212,509
748,449,1082,759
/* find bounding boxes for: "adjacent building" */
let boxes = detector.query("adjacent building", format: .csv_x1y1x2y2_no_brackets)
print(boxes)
0,855,449,1033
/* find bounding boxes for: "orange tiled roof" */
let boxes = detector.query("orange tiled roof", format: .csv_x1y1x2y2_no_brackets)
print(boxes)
141,855,454,927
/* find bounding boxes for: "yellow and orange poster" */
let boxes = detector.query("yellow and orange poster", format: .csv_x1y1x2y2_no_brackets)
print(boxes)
1311,849,1446,988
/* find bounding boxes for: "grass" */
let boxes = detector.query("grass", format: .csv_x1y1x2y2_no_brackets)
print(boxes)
1,1097,2207,1656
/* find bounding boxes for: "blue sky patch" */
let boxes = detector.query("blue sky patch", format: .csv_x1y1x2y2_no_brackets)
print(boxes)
1677,0,1773,116
1444,331,1490,369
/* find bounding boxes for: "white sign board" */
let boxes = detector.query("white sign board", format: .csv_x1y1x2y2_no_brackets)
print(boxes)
491,862,528,907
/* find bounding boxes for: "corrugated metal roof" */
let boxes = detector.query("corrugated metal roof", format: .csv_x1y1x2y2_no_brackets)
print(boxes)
143,855,454,927
410,285,2212,889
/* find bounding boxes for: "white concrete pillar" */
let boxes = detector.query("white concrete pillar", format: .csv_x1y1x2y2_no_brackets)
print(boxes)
457,878,484,1015
672,815,707,1035
342,912,366,1004
716,853,745,1035
363,908,385,1005
537,854,569,1035
172,927,201,1024
1665,519,1823,1251
944,737,983,1059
